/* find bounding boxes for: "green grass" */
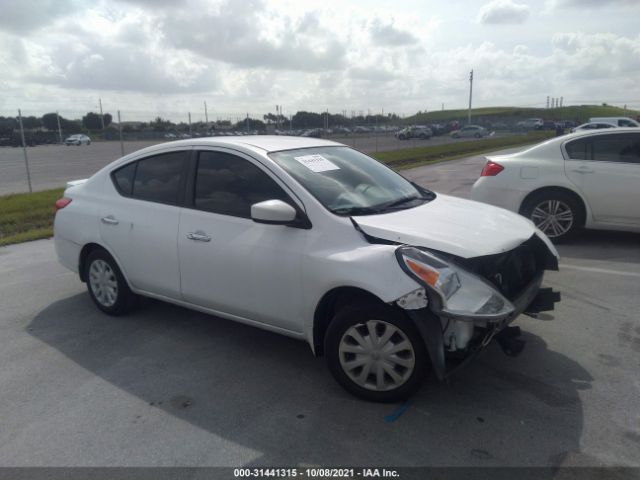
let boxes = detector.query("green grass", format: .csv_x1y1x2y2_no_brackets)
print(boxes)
0,188,64,247
407,105,640,125
372,131,554,170
0,131,553,247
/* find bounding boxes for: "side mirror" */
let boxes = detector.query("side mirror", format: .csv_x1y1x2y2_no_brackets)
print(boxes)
251,199,297,225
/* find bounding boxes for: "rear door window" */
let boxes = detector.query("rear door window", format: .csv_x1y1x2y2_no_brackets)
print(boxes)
126,151,187,205
566,133,640,163
592,133,640,164
112,162,136,196
565,137,592,160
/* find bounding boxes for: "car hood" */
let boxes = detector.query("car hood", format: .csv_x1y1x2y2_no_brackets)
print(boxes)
352,193,537,258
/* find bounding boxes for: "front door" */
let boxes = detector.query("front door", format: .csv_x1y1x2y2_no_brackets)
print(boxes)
178,149,308,333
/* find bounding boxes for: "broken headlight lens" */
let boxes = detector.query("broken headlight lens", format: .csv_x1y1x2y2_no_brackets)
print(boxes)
396,246,514,319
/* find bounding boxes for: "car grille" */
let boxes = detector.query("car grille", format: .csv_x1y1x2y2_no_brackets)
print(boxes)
454,236,551,301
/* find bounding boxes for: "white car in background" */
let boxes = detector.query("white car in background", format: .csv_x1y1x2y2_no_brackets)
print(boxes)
64,134,91,146
471,128,640,241
450,125,488,138
54,136,559,402
570,122,617,133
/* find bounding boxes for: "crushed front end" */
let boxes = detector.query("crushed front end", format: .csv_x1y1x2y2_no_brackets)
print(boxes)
394,233,561,380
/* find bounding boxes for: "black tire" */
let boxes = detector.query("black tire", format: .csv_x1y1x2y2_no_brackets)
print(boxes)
85,249,138,315
474,133,481,138
520,190,584,242
325,301,429,402
419,133,426,139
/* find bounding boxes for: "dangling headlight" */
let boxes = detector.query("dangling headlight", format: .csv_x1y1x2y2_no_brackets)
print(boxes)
395,246,515,319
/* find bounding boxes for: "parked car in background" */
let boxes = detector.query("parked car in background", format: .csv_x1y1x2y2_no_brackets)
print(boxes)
428,123,446,135
64,134,91,146
517,118,544,130
570,122,617,133
589,117,640,128
450,125,488,138
53,136,560,402
395,126,433,140
471,128,640,241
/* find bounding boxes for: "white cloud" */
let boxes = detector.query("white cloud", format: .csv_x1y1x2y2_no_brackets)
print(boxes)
477,0,531,25
551,0,639,8
369,18,419,46
160,0,347,72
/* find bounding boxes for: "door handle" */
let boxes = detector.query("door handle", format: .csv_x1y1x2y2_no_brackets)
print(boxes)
571,169,595,174
101,215,119,225
186,231,211,242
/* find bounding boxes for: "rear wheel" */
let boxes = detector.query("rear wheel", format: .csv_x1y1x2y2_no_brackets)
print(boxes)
85,249,137,315
521,190,583,241
325,302,429,402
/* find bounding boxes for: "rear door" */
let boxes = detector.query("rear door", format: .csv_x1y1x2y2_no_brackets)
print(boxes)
177,148,308,333
564,132,640,225
100,149,189,299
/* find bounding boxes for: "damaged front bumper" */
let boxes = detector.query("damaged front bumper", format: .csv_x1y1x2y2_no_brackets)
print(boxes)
402,271,561,381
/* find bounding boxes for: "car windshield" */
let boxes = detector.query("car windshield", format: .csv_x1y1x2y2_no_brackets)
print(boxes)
269,146,434,216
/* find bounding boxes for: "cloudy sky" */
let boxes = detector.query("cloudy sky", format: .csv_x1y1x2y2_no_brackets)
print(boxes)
1,0,639,121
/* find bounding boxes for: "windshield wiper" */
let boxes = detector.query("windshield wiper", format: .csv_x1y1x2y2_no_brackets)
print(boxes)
331,206,386,216
382,195,423,209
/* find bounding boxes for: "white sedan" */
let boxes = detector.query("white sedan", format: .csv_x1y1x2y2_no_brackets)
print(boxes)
570,122,617,133
471,128,640,241
450,125,488,138
54,136,559,401
64,134,91,146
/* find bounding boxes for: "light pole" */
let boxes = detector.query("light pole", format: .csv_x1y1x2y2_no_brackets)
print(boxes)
468,69,473,125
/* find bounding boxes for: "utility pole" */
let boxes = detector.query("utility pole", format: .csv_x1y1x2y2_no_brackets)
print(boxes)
468,69,474,125
188,112,192,136
204,101,209,125
560,97,563,108
56,111,63,144
17,109,33,193
99,98,105,130
546,96,550,109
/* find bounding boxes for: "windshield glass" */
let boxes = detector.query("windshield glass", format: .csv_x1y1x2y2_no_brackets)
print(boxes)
269,146,434,216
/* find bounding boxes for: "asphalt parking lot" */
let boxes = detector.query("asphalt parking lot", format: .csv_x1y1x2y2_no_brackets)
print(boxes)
0,150,639,467
0,133,513,195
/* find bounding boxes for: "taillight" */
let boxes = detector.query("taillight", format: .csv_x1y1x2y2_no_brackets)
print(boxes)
54,197,72,213
480,160,504,177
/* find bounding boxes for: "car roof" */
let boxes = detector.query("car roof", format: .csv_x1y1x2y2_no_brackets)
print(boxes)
146,135,342,154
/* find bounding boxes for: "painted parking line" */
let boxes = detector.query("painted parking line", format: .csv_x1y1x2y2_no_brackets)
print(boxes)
560,263,640,278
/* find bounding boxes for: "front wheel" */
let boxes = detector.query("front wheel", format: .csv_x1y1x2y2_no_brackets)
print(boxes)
325,302,429,402
85,249,138,315
520,191,583,241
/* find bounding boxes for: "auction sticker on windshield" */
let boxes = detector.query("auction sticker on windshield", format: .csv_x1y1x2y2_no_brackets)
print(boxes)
294,154,340,173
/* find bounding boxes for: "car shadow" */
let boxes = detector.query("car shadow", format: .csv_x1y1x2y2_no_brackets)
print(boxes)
29,294,591,466
556,230,640,265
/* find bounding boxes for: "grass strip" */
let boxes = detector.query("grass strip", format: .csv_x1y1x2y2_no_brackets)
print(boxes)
0,188,64,247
